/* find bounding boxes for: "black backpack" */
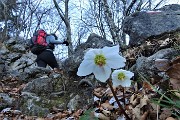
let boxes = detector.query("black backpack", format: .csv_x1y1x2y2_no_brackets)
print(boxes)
29,29,47,55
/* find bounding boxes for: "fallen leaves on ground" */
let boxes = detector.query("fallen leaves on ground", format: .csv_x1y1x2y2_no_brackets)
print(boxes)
1,75,179,120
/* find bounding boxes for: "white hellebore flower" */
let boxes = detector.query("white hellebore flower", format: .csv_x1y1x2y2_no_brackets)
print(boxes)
77,45,126,82
112,69,134,87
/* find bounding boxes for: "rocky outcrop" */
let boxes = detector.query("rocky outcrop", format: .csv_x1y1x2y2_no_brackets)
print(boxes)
123,4,180,46
0,14,179,118
0,37,35,72
63,33,113,73
131,48,180,80
0,33,113,117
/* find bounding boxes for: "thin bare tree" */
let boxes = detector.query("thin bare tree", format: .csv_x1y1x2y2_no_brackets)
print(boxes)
53,0,73,57
88,0,167,47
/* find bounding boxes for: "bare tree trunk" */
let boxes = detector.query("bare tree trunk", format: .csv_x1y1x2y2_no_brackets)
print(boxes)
102,0,120,45
53,0,73,57
153,0,165,9
1,1,8,42
125,0,137,16
148,0,151,10
26,0,41,40
93,0,106,39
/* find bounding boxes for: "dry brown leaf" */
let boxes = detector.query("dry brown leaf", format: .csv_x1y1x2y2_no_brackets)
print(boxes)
155,59,171,71
19,84,26,90
174,91,180,98
140,95,149,108
11,88,19,93
150,75,162,85
98,113,110,120
132,104,141,120
148,102,160,120
93,91,103,98
54,112,68,119
165,57,180,90
73,109,84,119
10,77,18,82
169,78,180,90
150,102,160,112
0,86,3,92
3,86,11,92
143,81,152,91
123,47,141,61
159,108,172,120
140,111,149,120
101,102,114,110
166,117,177,120
167,63,180,80
171,56,180,65
60,118,66,120
101,109,111,117
94,87,104,92
166,63,180,90
130,94,140,107
36,118,45,120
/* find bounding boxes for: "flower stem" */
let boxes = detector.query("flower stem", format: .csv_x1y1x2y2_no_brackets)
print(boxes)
107,80,130,120
123,87,126,105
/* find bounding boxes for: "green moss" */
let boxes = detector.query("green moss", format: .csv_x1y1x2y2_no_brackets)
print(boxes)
38,110,45,117
33,97,64,109
6,46,14,52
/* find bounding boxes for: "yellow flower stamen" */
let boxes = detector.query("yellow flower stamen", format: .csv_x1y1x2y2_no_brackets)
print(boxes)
94,54,106,66
118,72,126,80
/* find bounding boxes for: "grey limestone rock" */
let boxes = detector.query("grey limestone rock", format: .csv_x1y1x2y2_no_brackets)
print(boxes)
123,4,180,46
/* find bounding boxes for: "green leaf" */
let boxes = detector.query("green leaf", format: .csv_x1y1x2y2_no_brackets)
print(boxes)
79,108,98,120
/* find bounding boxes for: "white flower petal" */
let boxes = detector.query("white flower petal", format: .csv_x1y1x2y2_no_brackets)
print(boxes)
111,71,118,79
106,55,126,69
77,45,128,84
119,69,134,79
102,45,119,56
102,45,126,69
111,69,134,87
77,59,95,76
93,65,111,82
112,79,131,87
125,71,134,78
112,79,121,87
84,49,96,60
120,79,132,87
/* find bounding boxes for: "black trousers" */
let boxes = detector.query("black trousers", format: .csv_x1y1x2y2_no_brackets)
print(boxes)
36,50,59,69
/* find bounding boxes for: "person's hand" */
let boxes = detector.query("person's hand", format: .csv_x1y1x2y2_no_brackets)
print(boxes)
63,41,69,46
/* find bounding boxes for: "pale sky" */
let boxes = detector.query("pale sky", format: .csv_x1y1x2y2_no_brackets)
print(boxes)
165,0,180,4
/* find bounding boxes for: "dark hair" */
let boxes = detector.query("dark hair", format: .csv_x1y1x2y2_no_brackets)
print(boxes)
51,33,58,40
